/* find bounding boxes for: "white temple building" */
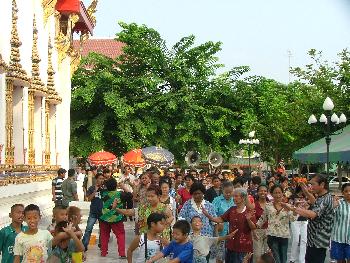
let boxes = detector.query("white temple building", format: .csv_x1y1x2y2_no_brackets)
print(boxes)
0,0,97,228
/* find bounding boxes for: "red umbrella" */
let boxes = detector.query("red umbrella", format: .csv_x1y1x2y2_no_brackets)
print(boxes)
88,151,117,166
123,149,145,167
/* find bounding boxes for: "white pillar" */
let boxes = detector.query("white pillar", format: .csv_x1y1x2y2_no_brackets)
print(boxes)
0,74,5,164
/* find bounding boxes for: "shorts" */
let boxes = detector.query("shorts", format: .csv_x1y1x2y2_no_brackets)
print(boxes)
331,241,350,260
215,240,225,261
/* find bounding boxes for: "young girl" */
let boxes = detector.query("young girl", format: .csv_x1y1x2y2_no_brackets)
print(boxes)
331,183,350,263
13,204,53,263
127,213,167,262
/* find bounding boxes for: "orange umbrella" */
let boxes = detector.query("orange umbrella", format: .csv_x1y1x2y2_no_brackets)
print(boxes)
88,151,117,166
123,149,145,167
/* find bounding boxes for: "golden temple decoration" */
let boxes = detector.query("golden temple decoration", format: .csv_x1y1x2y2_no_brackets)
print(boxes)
87,0,98,26
46,38,62,104
0,54,7,72
30,16,47,95
28,90,35,165
5,79,14,165
44,101,51,165
7,0,30,85
42,0,58,25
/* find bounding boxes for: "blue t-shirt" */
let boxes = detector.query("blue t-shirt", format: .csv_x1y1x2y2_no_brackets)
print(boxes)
162,240,193,263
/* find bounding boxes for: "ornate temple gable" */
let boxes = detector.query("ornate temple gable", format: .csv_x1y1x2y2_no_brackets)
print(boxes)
7,0,30,86
30,16,47,95
54,0,98,74
42,0,58,25
46,38,62,104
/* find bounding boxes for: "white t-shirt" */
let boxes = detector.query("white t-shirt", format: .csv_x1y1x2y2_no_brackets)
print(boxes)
189,234,218,257
134,234,162,262
13,229,53,262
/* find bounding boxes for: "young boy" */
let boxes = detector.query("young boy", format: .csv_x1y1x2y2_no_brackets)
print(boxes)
146,220,193,263
48,205,68,235
127,213,167,263
190,216,237,262
100,177,128,258
13,204,53,263
0,204,27,263
47,221,85,263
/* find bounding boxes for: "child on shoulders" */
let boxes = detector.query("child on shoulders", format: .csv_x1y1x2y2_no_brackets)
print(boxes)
47,205,68,235
47,221,85,263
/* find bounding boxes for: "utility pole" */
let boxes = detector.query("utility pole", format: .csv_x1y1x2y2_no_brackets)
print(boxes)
287,50,292,83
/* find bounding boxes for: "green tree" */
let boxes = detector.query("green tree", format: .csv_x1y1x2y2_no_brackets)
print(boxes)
71,22,239,161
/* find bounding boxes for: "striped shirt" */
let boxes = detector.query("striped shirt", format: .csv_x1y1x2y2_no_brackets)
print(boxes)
331,199,350,244
52,177,64,201
307,192,334,248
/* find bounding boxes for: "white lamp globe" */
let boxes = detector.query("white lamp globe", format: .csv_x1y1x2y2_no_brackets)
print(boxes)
323,97,334,111
319,114,327,123
308,114,317,124
339,113,347,123
331,113,339,123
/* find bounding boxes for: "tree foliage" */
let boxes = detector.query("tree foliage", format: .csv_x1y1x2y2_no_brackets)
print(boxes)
71,22,350,166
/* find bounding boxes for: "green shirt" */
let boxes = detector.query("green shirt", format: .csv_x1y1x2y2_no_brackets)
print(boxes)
61,178,77,206
100,190,126,223
0,224,27,263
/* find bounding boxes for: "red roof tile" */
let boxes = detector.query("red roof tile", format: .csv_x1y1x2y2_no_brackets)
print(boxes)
73,38,125,58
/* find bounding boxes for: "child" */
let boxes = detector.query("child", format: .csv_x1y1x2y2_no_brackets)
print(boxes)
67,206,83,263
127,213,167,263
47,205,68,235
0,204,27,263
47,221,85,263
100,178,128,258
13,204,53,263
190,216,238,263
146,220,193,263
331,183,350,263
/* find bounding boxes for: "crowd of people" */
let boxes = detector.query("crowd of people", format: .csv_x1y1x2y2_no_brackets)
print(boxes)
0,164,349,263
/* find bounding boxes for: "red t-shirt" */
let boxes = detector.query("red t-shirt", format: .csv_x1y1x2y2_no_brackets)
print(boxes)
177,188,192,210
221,206,255,253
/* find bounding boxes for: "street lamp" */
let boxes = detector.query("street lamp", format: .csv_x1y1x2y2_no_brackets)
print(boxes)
239,131,260,176
308,97,347,176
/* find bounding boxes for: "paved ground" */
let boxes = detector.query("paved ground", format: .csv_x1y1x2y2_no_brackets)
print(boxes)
0,216,331,263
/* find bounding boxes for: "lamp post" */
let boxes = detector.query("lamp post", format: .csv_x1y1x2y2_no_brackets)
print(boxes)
239,131,260,176
308,97,347,176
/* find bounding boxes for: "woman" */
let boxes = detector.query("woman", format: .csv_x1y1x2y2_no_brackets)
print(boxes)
212,181,235,263
203,188,256,263
115,185,173,241
255,185,298,263
177,174,195,211
133,172,151,208
289,186,309,263
159,181,177,224
253,185,269,263
178,182,217,236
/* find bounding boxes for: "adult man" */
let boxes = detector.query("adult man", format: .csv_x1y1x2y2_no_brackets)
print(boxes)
61,169,79,206
52,168,66,206
282,174,333,263
82,173,105,251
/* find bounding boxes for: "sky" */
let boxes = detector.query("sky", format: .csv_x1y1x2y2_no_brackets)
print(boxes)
89,0,350,83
